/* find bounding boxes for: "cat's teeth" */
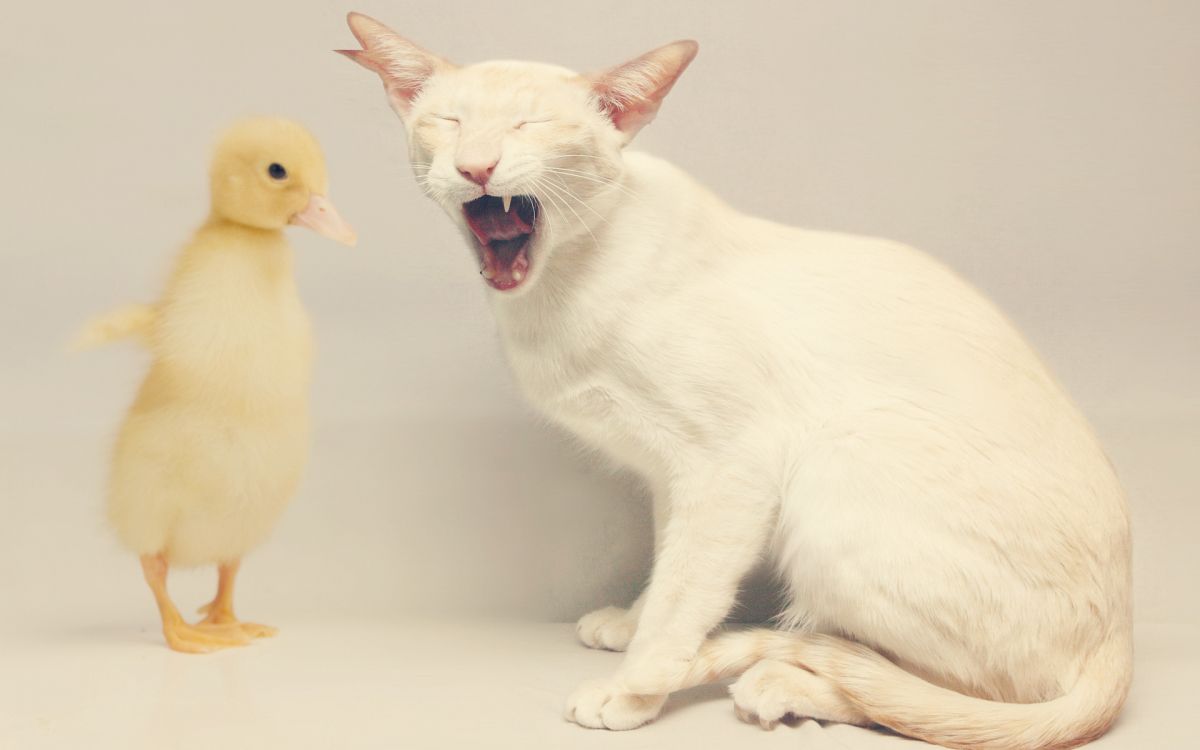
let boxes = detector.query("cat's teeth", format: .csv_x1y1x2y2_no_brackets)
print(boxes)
502,195,512,213
481,266,495,280
512,269,524,282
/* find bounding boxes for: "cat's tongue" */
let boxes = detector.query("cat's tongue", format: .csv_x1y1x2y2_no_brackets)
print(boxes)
464,196,537,291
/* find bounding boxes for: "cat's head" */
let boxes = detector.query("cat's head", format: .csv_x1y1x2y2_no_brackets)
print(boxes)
338,12,696,295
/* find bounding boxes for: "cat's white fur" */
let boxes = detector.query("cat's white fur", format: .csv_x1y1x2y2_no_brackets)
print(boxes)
341,13,1132,748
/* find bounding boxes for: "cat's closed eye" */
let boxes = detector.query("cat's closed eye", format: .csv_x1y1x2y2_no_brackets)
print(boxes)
431,114,460,124
516,118,554,129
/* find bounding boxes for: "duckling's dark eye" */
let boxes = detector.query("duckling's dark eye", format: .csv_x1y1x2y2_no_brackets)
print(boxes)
268,163,288,180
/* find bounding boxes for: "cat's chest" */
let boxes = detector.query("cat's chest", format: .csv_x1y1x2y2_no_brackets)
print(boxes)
507,338,630,419
502,331,667,468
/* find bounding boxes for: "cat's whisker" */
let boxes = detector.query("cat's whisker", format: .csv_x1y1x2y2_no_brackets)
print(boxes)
540,155,628,180
528,185,564,253
414,177,442,198
543,176,610,226
529,177,571,232
414,176,446,201
543,164,637,195
525,185,557,247
529,178,575,243
541,167,641,200
544,153,614,162
540,163,635,190
536,177,599,248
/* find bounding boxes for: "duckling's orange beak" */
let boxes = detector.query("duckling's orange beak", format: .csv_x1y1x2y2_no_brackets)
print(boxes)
290,194,357,246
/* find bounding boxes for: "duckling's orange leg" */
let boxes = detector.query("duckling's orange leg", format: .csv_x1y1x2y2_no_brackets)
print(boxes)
196,559,278,639
139,554,251,653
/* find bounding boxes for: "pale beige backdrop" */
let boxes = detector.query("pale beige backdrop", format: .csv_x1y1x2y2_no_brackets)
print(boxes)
1,2,1196,748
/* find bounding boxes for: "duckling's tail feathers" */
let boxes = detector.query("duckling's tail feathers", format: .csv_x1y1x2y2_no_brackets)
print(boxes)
72,304,155,350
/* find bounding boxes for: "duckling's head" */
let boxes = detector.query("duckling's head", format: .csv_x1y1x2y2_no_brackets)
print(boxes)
209,118,356,245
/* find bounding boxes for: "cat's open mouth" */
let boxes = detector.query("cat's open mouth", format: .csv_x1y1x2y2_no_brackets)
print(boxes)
463,195,539,291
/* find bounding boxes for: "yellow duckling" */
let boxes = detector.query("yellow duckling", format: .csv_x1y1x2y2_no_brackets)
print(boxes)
77,118,355,653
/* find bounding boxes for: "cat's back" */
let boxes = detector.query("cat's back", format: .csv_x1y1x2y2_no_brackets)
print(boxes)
612,154,1105,430
622,150,1004,334
648,182,1122,483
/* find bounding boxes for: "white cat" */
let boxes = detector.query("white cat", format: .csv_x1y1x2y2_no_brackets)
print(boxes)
340,13,1132,749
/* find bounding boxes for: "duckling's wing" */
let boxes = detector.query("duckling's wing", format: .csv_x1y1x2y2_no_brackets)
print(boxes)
72,303,156,350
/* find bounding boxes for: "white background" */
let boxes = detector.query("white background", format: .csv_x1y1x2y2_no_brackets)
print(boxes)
1,2,1197,747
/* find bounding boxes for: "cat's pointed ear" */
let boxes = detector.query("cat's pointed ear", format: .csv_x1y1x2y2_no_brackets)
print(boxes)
588,40,699,141
337,12,454,119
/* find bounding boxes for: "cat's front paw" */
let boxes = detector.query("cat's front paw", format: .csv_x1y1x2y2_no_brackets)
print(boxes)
564,677,666,730
576,605,637,651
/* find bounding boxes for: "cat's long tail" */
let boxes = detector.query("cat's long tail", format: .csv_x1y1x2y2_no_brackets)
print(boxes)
683,626,1131,750
72,304,155,350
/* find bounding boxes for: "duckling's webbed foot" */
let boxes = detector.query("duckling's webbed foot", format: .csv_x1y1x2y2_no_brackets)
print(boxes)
195,559,278,640
140,553,251,654
164,620,252,653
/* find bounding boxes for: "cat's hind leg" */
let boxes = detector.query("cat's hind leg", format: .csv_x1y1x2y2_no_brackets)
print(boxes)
730,659,870,730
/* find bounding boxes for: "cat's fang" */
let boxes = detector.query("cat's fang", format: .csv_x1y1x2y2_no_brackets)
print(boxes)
503,195,512,213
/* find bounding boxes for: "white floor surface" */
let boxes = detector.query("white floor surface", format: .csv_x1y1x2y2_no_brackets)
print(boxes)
2,620,1195,749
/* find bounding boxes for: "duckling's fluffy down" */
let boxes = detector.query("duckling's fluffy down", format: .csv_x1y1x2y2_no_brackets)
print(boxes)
107,227,312,566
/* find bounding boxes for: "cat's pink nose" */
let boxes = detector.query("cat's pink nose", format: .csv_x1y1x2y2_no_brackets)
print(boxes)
457,159,498,187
